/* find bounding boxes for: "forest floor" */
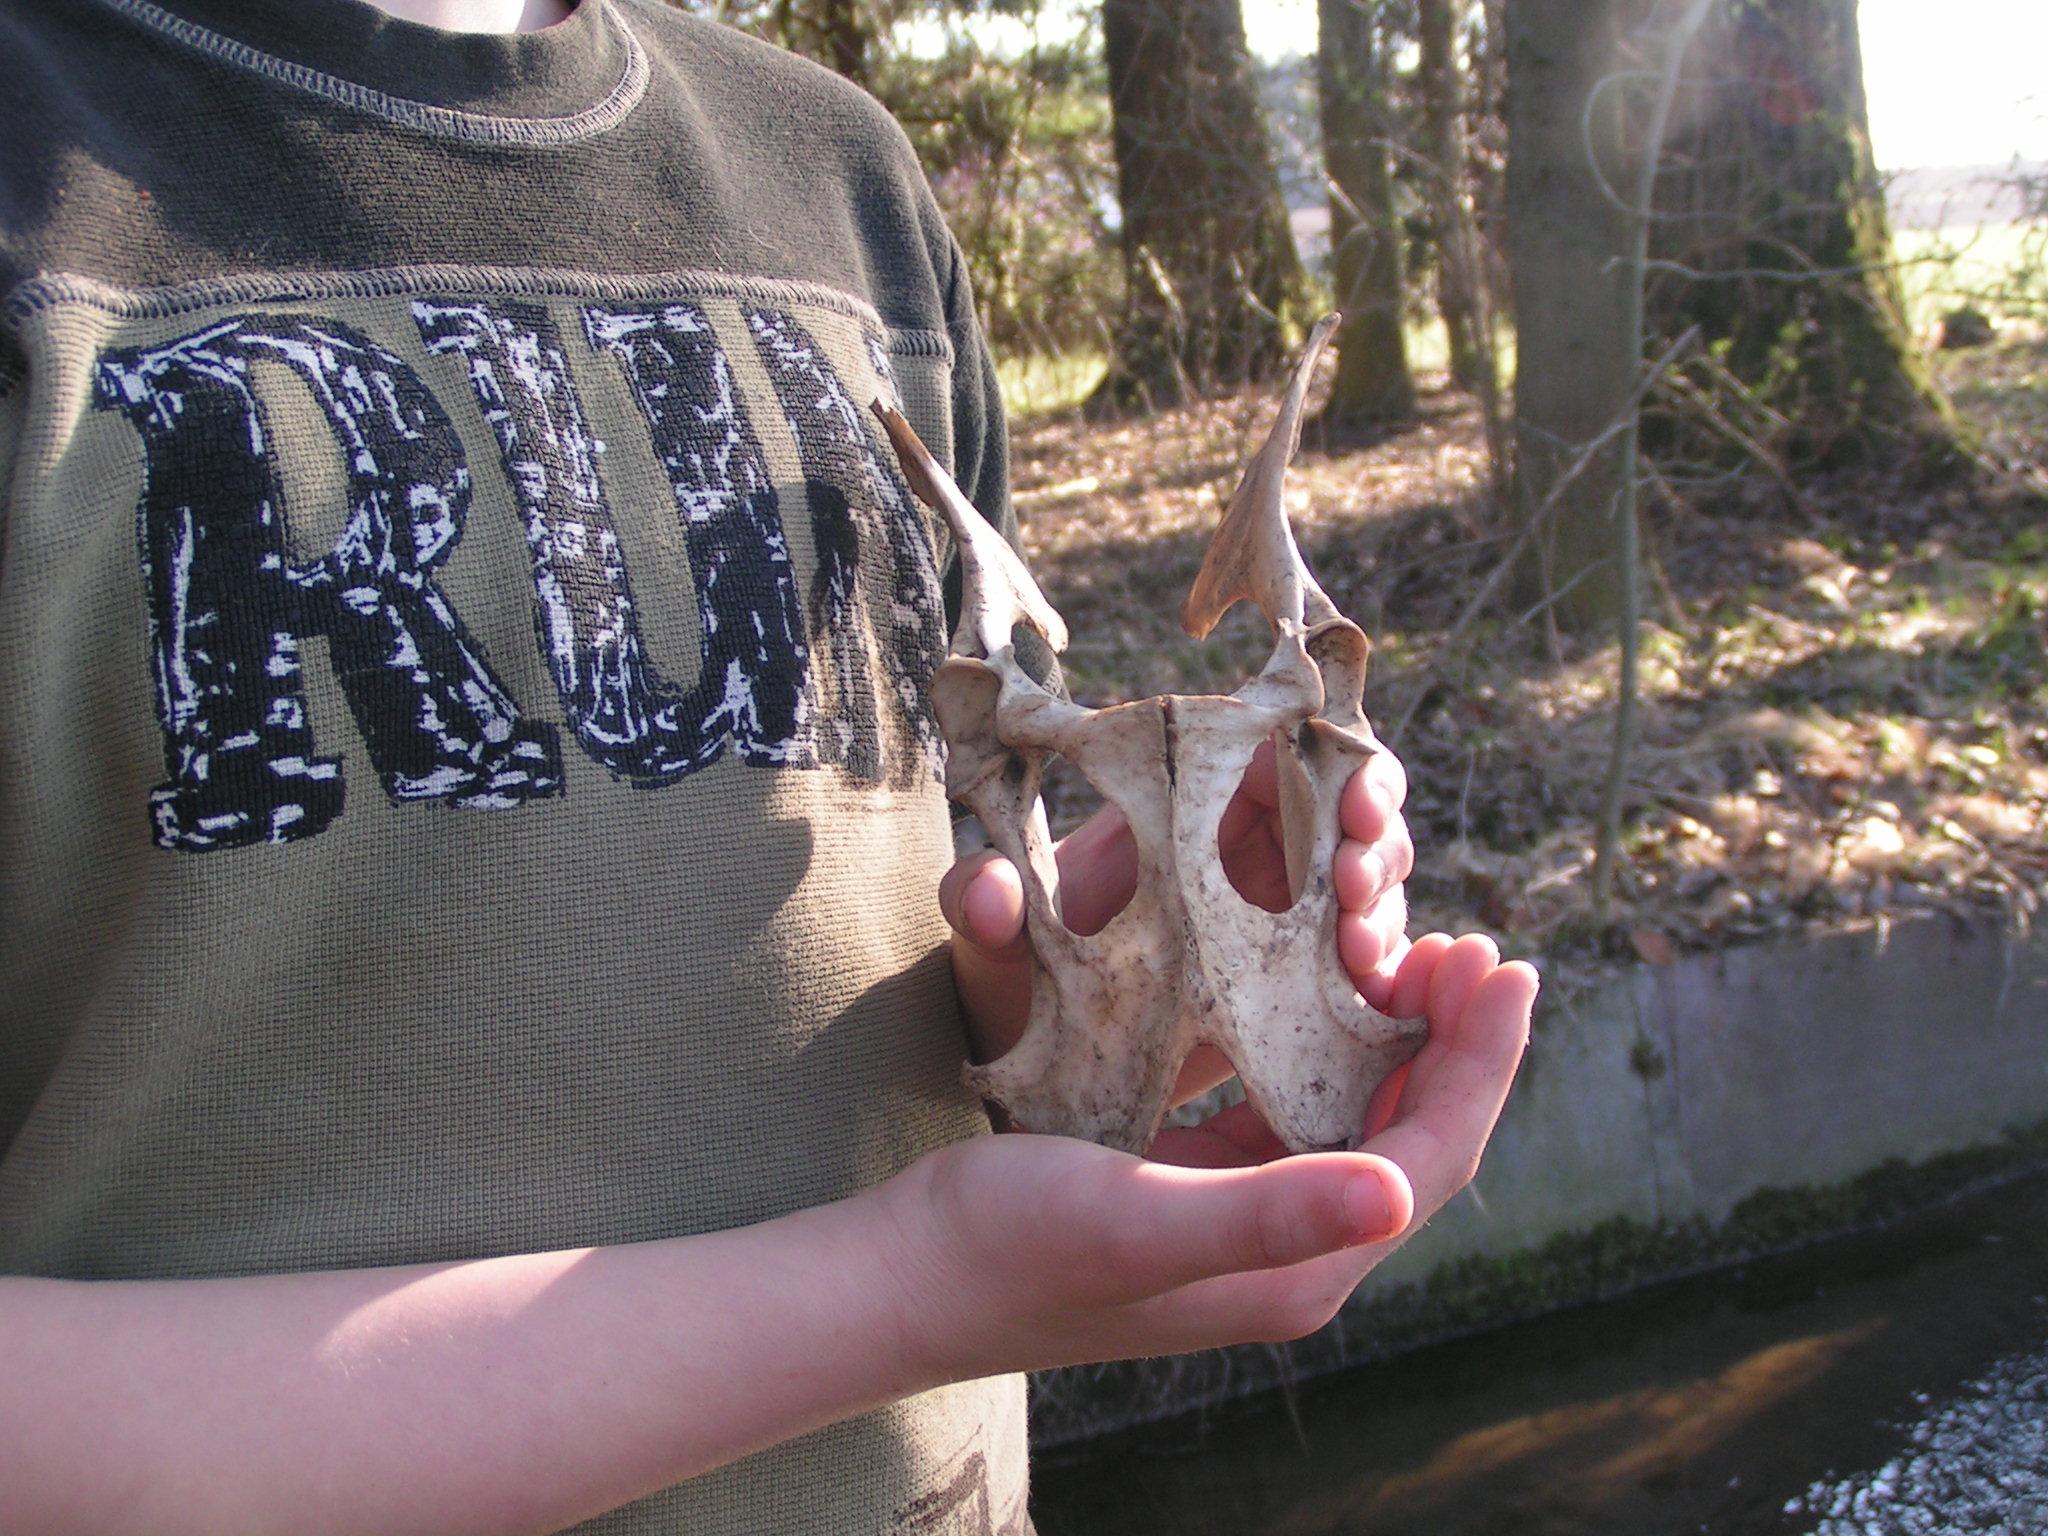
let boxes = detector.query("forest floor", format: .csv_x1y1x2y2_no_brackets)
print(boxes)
1005,337,2048,992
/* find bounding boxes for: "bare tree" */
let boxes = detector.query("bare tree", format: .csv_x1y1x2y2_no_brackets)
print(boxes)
700,0,888,84
1417,0,1488,394
1505,0,1640,629
1316,0,1415,429
787,0,875,83
1095,0,1310,409
1648,0,1961,468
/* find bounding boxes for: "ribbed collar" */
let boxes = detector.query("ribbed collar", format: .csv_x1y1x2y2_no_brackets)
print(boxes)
110,0,644,135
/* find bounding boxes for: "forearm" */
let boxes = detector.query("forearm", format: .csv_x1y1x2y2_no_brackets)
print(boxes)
1,1193,921,1536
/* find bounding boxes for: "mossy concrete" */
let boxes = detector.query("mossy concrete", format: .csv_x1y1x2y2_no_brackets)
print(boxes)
1031,914,2048,1447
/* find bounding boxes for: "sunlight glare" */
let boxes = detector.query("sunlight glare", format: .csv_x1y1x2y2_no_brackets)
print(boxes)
1238,0,2047,171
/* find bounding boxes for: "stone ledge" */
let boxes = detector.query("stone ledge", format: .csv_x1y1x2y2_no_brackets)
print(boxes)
1031,914,2048,1447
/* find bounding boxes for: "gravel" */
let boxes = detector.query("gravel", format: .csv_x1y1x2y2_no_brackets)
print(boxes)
1785,1329,2048,1535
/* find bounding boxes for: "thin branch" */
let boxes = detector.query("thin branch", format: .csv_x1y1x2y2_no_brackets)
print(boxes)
1386,325,1700,745
1635,256,1917,283
1652,366,1799,500
1578,67,1662,222
1592,0,1717,919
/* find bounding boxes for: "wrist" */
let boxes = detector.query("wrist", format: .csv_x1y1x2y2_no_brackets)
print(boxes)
853,1148,996,1392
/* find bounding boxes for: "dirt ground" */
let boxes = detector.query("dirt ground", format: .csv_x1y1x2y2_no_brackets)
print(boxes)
1005,340,2048,990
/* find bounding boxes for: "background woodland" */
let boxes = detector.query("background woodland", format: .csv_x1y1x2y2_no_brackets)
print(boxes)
679,0,2048,979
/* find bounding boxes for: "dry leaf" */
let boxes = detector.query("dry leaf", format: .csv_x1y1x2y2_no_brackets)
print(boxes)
1630,927,1678,966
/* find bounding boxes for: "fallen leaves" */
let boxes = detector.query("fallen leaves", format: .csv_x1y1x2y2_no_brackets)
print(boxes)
1009,346,2048,987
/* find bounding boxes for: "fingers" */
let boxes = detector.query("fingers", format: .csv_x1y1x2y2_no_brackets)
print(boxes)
1113,1161,1419,1347
1130,937,1528,1296
1358,953,1535,1227
1231,737,1281,811
1160,947,1531,1358
1216,742,1415,946
958,742,1414,949
1427,933,1501,1043
1233,739,1408,839
1214,745,1290,913
1337,891,1406,982
1354,931,1453,1125
944,804,1144,1063
1332,831,1414,913
1384,931,1454,1019
1360,1059,1412,1140
941,853,1034,1063
1356,943,1405,1013
1059,935,1526,1353
1340,747,1409,844
1333,753,1415,992
941,799,1138,958
1051,804,1138,938
1147,1099,1285,1169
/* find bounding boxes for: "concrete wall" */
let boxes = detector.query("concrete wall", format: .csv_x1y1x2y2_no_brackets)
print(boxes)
1033,915,2048,1446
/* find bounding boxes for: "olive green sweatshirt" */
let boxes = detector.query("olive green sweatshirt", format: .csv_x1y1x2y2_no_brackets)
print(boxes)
0,0,1028,1528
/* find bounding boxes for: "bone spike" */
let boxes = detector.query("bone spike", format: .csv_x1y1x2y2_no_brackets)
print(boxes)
1182,313,1344,640
871,400,1069,659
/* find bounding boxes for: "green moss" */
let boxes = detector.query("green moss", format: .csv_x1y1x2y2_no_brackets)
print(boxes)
1338,1117,2048,1363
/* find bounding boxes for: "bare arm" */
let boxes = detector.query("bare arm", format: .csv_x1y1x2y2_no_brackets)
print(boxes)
3,1195,916,1536
2,939,1530,1536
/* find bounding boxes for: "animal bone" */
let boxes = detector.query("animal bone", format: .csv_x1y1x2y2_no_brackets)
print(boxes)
872,314,1426,1154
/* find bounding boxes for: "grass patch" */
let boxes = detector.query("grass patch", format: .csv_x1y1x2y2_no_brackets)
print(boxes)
997,317,1517,422
1895,220,2048,335
998,348,1107,419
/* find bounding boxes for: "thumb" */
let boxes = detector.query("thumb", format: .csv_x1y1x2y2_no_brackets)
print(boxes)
1080,1153,1415,1300
939,851,1028,957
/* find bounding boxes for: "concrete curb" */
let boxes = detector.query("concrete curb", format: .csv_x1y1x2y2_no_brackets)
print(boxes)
1031,914,2048,1447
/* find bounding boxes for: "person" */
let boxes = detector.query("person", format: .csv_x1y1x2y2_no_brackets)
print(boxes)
0,0,1536,1530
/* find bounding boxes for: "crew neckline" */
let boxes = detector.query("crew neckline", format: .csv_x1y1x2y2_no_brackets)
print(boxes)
100,0,648,143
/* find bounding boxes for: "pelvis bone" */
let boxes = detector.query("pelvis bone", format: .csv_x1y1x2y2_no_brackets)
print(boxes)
873,315,1426,1155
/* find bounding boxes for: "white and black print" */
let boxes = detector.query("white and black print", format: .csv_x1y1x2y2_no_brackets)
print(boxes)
95,316,564,853
748,306,949,788
419,297,817,785
582,301,816,774
93,298,952,852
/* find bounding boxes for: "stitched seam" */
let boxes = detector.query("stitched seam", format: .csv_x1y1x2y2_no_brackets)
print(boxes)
6,266,954,365
94,0,650,145
886,330,954,360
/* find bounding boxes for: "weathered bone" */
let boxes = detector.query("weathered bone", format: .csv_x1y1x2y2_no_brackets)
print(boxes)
872,314,1425,1154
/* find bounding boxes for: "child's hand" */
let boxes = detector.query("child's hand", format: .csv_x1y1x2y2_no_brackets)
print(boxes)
0,930,1518,1536
940,737,1415,1099
878,935,1531,1381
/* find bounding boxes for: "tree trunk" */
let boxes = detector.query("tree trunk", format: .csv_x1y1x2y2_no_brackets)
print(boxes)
1096,0,1310,410
1417,0,1489,395
767,0,875,87
817,0,872,86
1505,0,1638,629
1316,0,1415,429
1470,0,1512,302
1648,0,1959,468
